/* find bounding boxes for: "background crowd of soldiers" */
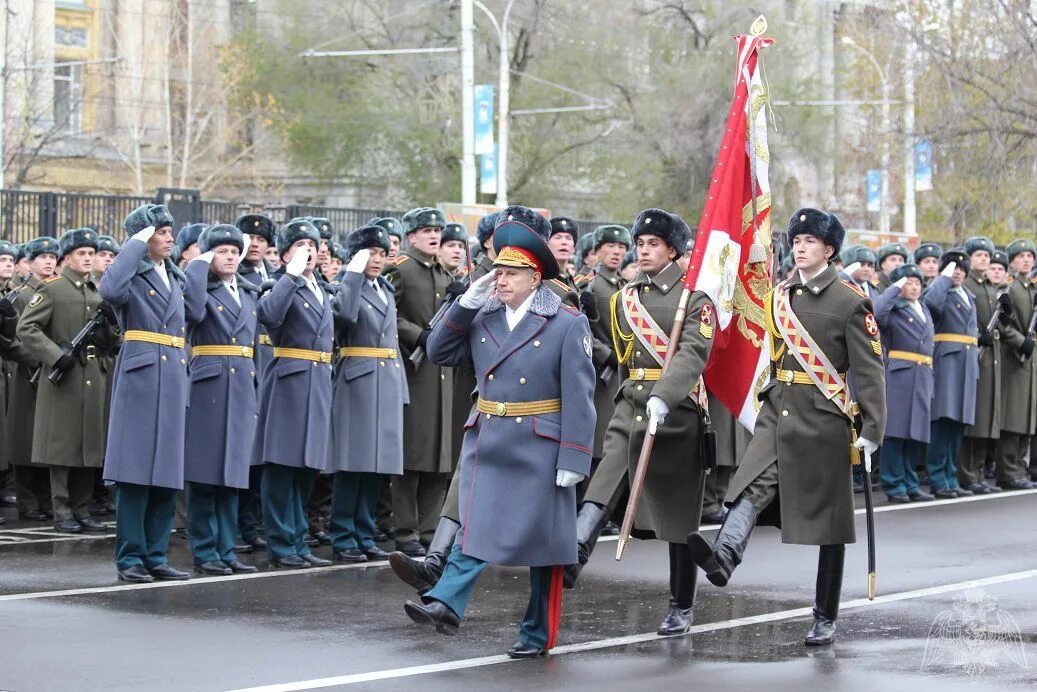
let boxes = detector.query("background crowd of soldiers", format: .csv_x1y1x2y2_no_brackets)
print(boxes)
0,207,1033,580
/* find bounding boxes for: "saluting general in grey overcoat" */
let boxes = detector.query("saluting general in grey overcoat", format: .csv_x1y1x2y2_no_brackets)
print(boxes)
183,261,259,489
328,270,408,475
427,286,596,567
100,238,189,490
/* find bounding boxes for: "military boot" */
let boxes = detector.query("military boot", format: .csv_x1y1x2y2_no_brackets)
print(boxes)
687,497,758,587
388,517,460,591
805,544,844,646
562,502,609,589
658,542,697,635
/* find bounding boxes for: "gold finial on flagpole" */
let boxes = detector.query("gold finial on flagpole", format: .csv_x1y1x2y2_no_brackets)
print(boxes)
750,15,768,36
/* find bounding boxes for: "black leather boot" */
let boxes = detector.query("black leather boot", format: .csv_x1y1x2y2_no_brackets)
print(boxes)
562,502,610,589
389,517,460,591
804,544,844,646
658,542,696,635
687,498,758,587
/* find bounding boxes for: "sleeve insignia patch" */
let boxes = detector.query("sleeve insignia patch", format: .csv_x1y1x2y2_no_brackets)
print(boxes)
870,339,882,356
583,335,592,358
28,293,43,309
865,313,879,336
699,304,714,339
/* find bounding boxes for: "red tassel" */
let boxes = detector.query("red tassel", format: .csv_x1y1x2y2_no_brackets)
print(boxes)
546,565,564,649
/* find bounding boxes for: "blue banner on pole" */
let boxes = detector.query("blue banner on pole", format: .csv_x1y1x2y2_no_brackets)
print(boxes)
474,84,494,155
866,170,881,212
480,145,497,195
915,140,933,192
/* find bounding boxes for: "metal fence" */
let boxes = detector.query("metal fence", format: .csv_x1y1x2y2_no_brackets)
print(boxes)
0,189,621,246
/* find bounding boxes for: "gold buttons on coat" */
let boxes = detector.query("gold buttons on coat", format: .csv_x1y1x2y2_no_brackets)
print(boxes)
636,415,643,422
180,359,186,365
782,410,789,417
217,306,223,312
488,374,494,381
480,337,486,343
516,417,523,424
149,290,156,296
230,367,237,374
85,380,91,386
533,340,541,347
796,289,803,296
231,337,237,343
303,303,309,308
519,377,526,384
161,355,167,361
636,385,643,391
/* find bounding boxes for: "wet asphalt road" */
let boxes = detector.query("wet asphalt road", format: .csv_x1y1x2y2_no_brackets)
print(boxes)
1,489,1035,691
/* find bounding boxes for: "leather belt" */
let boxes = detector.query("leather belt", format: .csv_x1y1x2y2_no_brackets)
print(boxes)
627,367,662,381
887,349,933,366
476,397,562,417
934,333,977,345
191,345,255,358
258,334,272,346
272,347,332,363
123,330,185,348
775,368,847,385
339,347,397,359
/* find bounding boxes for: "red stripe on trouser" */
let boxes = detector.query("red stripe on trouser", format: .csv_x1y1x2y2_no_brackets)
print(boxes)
546,565,563,649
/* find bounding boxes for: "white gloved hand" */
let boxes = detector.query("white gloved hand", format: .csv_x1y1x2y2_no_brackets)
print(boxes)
241,233,251,258
893,276,908,290
459,269,498,309
843,262,861,277
556,469,585,488
346,248,370,274
854,436,879,473
285,245,310,277
646,396,670,435
941,261,956,278
191,250,214,264
132,226,155,244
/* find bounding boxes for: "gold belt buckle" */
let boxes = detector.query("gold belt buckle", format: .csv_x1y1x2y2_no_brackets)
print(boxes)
495,402,507,416
779,370,792,384
321,352,331,363
241,346,250,357
634,367,645,381
388,349,397,359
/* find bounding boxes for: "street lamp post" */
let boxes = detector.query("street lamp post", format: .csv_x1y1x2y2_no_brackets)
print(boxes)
473,0,515,207
842,36,891,235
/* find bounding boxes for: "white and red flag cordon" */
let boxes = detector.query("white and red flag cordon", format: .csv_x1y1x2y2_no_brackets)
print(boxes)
684,16,774,432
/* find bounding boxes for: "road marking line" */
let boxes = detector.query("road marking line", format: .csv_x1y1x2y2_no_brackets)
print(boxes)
859,487,1037,514
226,568,1037,692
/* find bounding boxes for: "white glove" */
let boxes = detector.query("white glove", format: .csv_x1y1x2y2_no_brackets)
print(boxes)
843,262,861,277
241,233,251,258
132,226,155,243
854,436,879,473
893,276,908,290
459,269,498,309
556,469,585,488
646,396,670,435
346,248,370,274
285,245,310,277
941,261,956,278
191,250,214,264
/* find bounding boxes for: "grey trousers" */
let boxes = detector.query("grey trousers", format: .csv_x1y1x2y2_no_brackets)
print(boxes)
392,471,450,544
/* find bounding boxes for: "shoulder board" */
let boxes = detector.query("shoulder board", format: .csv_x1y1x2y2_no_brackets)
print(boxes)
840,280,866,298
1005,276,1015,285
550,278,571,291
560,304,580,316
393,255,411,266
43,275,61,283
455,265,470,278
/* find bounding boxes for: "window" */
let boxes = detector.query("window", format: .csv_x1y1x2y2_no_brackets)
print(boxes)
53,62,84,133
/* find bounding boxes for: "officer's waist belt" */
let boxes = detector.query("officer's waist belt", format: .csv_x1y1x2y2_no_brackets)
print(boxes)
887,349,933,366
258,334,272,346
339,347,397,359
272,347,332,363
627,367,662,382
123,330,185,348
775,368,847,385
476,397,562,417
191,345,255,358
934,333,978,345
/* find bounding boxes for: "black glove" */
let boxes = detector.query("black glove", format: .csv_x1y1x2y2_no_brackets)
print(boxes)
998,292,1014,319
1022,336,1035,358
98,302,117,324
416,327,432,349
445,280,467,300
0,299,16,319
579,290,599,321
978,329,994,348
53,353,76,373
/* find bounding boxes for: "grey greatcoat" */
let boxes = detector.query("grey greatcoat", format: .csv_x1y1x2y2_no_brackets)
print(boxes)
999,274,1037,435
923,275,980,426
327,271,408,475
426,286,596,567
960,272,1000,436
100,238,189,490
183,262,259,489
874,285,934,442
238,259,275,380
253,272,333,471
